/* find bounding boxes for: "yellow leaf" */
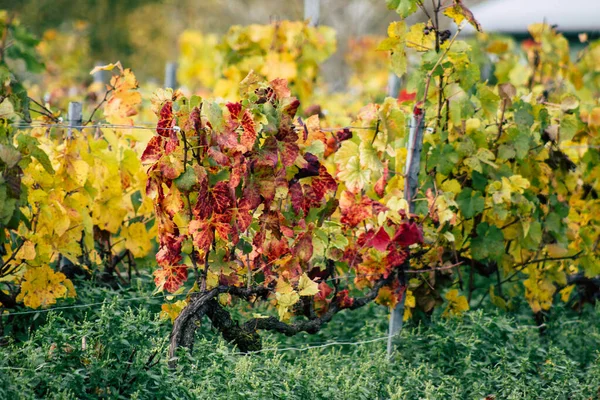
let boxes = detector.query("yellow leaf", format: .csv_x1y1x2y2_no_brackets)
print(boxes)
546,244,569,258
336,156,371,193
160,300,188,323
405,23,435,51
67,159,89,186
443,289,469,317
275,278,294,294
441,179,462,198
588,107,600,129
261,53,297,81
16,266,76,309
559,285,575,303
123,222,153,258
403,289,416,321
16,241,36,261
276,291,300,321
89,61,123,75
298,273,319,296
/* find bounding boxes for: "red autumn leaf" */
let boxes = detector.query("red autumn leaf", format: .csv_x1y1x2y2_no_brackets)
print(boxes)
207,146,231,166
230,203,253,235
214,129,239,151
275,123,299,167
367,227,392,252
211,182,232,214
340,194,373,227
239,182,261,211
141,136,164,164
188,106,203,132
316,281,333,301
252,228,266,251
259,210,281,238
264,237,290,261
157,157,182,180
336,290,354,308
291,183,320,215
342,244,362,266
213,211,234,241
194,180,232,219
374,162,389,198
154,264,188,293
386,245,408,268
270,78,291,100
241,110,257,151
294,232,313,263
289,181,304,215
189,219,214,252
226,102,242,118
398,89,417,103
229,153,247,189
282,98,300,118
156,237,183,267
295,153,321,179
165,129,180,155
312,165,337,201
256,137,279,168
280,141,299,168
157,102,175,137
336,128,352,142
392,221,424,247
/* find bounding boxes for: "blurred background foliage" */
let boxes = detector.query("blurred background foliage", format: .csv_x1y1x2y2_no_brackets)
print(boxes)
0,0,401,89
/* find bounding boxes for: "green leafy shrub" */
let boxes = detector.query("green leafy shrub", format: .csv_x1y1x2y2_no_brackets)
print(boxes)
2,279,600,399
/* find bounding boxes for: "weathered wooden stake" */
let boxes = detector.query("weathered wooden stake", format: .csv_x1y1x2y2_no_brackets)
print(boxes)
93,62,108,84
304,0,320,27
165,62,178,89
67,101,82,139
386,106,425,359
387,73,401,99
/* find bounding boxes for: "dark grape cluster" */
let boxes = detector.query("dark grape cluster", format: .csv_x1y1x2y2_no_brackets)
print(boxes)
439,30,452,43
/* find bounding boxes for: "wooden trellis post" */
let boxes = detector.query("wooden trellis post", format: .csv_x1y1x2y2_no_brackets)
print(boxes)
387,73,401,99
387,99,425,359
67,101,82,139
165,62,177,89
304,0,320,27
93,62,108,84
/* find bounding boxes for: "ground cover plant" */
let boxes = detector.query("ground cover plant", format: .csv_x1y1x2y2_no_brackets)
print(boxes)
2,277,600,399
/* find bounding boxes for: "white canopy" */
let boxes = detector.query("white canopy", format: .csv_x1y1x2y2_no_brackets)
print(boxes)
462,0,600,34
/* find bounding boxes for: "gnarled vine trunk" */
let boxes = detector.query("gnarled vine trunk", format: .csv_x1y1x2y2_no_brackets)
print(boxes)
168,277,392,367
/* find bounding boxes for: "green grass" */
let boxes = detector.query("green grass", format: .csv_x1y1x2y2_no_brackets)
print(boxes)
1,276,600,399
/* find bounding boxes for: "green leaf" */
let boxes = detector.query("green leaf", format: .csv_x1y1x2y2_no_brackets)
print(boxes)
471,223,504,262
391,50,408,77
174,167,197,191
506,128,531,160
545,212,563,236
429,144,459,176
560,114,580,142
386,0,419,18
476,84,500,118
497,145,516,161
514,101,534,129
131,190,143,214
521,220,542,250
456,188,485,219
471,170,488,192
581,255,600,278
206,101,225,132
31,147,54,175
